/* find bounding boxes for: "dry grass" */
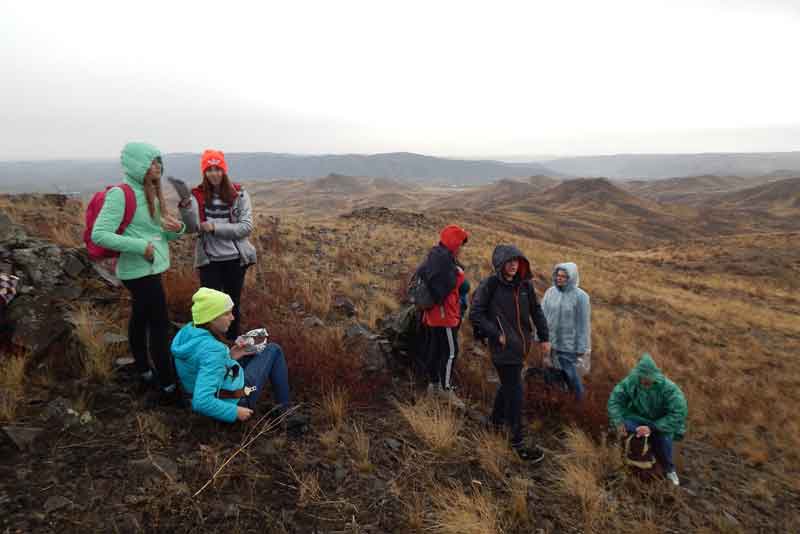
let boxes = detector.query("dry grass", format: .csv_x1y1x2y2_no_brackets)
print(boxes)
395,398,463,452
404,490,426,531
350,422,373,472
508,477,531,528
474,430,518,480
289,465,323,508
0,350,27,421
321,387,349,430
553,427,620,532
136,412,172,445
427,484,499,534
71,303,114,382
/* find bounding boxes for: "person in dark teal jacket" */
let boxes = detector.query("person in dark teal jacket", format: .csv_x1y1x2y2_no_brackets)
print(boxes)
608,353,688,486
172,288,290,423
92,142,185,403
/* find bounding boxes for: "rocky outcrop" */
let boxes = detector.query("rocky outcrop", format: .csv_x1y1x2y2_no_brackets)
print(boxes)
0,201,116,368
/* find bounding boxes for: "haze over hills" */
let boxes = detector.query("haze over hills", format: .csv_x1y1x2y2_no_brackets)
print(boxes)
542,152,800,180
4,150,800,193
0,152,558,193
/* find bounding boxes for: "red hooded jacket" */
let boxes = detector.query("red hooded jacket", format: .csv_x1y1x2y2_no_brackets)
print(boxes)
422,225,468,328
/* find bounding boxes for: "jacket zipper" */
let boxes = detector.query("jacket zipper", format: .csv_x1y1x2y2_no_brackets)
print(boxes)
513,287,529,355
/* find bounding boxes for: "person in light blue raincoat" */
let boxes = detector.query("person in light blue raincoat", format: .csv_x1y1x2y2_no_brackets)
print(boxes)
541,262,591,401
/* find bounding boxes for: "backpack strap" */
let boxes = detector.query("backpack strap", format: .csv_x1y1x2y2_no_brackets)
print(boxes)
118,184,136,233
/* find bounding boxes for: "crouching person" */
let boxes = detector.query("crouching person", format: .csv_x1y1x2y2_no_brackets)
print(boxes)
172,287,290,423
469,245,550,462
608,353,688,486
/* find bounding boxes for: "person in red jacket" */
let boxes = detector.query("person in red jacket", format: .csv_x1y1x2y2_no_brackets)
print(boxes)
419,224,469,408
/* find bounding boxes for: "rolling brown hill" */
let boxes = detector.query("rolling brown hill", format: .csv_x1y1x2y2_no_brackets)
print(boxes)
623,175,757,204
708,176,800,211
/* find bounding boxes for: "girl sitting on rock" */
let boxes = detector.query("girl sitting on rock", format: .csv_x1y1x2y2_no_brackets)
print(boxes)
171,287,290,423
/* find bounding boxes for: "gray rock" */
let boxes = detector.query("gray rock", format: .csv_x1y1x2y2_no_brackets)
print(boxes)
42,397,72,421
62,252,86,278
289,301,302,311
334,466,347,482
333,296,357,317
43,495,72,513
384,438,402,451
2,426,45,451
302,315,325,328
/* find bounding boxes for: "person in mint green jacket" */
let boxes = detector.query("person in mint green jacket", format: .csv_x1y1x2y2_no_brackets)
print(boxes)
172,288,290,423
91,142,185,404
608,353,688,486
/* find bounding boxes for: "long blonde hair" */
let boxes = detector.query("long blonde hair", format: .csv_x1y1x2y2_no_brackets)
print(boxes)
143,173,169,220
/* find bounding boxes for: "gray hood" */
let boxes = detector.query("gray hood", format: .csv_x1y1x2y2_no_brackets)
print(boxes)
552,262,579,291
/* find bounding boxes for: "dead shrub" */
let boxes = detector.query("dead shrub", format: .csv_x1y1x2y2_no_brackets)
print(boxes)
474,430,518,480
162,265,197,322
350,422,373,472
396,397,463,452
71,303,114,382
428,484,499,534
321,387,349,429
0,348,27,421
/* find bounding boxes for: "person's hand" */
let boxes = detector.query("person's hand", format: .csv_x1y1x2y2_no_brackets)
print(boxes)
236,406,254,421
144,243,155,262
498,333,506,346
200,221,215,233
161,214,182,232
636,425,651,438
539,341,551,355
229,342,251,360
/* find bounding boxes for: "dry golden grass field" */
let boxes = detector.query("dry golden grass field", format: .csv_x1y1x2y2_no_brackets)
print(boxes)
1,176,799,533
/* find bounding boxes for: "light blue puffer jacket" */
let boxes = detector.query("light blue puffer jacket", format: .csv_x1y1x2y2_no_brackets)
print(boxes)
172,323,243,423
541,262,591,356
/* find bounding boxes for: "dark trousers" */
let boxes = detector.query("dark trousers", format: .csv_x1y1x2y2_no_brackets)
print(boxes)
422,325,459,389
198,259,248,340
491,363,524,447
624,420,675,472
121,274,176,388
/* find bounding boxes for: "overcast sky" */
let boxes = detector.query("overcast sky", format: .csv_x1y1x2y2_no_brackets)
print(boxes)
2,0,799,160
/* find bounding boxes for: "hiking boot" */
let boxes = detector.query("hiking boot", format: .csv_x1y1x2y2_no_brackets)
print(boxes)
438,387,465,409
514,444,545,464
665,471,680,486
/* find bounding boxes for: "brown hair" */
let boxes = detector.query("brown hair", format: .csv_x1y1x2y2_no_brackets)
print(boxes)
200,172,237,205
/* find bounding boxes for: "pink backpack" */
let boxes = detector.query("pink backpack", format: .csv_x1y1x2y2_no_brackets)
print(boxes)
84,184,136,261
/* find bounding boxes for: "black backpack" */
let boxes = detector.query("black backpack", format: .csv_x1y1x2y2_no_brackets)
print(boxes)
407,252,437,312
470,276,500,341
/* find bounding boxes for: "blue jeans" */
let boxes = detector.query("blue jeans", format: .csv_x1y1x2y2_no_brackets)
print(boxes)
624,419,675,472
556,351,584,402
237,343,290,411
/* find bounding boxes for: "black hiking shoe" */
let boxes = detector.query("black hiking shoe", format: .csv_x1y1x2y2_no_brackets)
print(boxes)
514,444,545,464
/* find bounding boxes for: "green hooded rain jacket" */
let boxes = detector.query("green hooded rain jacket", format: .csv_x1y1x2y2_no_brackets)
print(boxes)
91,142,184,280
607,353,688,441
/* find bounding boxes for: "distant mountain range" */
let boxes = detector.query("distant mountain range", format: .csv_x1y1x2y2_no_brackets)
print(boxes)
541,152,800,180
2,150,800,193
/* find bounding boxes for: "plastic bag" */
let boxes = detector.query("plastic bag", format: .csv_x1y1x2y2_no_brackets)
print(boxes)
576,351,591,376
235,327,269,355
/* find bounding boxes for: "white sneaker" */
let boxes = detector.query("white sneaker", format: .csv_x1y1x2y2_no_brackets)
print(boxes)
666,471,680,486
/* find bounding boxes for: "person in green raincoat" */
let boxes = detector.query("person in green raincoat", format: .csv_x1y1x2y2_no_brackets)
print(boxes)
92,142,185,405
607,353,688,486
